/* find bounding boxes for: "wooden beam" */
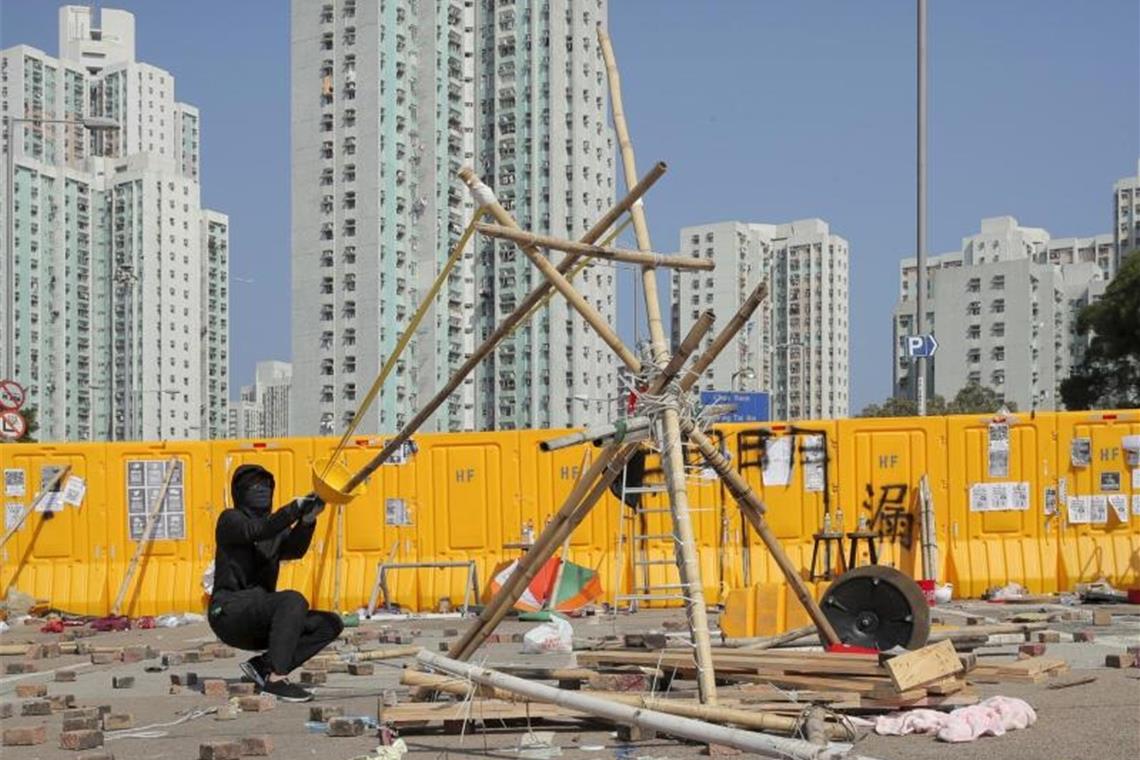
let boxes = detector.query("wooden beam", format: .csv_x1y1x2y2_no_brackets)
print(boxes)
475,223,715,271
884,640,963,692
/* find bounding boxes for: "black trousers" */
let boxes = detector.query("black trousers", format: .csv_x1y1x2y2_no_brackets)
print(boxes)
208,589,343,676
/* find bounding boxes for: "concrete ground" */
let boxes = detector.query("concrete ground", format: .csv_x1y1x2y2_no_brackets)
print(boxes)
0,602,1137,759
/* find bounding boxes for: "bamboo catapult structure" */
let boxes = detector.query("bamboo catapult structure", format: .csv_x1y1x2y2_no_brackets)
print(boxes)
313,28,843,708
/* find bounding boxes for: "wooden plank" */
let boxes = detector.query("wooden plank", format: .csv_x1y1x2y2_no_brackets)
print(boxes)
381,699,588,723
884,640,963,692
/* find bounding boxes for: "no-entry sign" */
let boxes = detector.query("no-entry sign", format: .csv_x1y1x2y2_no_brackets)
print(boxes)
0,379,26,412
0,410,27,441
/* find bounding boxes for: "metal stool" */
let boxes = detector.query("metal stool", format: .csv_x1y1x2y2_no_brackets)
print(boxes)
846,517,879,568
808,514,847,581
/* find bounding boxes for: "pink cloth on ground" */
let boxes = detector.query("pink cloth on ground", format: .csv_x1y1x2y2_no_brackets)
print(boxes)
874,696,1037,742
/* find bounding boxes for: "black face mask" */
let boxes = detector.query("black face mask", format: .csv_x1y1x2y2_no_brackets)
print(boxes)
240,481,274,514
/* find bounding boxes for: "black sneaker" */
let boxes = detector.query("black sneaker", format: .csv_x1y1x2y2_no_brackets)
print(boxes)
261,678,313,703
239,656,268,688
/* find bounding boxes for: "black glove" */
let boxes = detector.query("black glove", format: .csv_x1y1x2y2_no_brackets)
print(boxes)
298,492,327,524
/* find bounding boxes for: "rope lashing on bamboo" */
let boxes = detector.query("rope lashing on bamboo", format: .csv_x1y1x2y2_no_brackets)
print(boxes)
319,205,490,477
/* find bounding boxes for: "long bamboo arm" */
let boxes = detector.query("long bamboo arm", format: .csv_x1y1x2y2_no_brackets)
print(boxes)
683,281,768,390
339,162,666,494
475,224,714,271
111,460,179,616
0,465,72,549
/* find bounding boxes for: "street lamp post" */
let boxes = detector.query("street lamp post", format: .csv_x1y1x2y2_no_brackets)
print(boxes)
730,366,756,392
3,114,117,383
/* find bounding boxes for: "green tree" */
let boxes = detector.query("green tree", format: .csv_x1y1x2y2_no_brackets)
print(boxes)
858,394,946,417
946,383,1015,414
1060,250,1140,409
0,405,37,443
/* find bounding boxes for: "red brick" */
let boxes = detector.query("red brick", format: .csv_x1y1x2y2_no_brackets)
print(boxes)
202,679,229,698
121,646,149,664
21,699,52,716
1018,643,1047,658
171,672,199,686
209,645,236,659
168,685,184,695
3,725,47,746
182,651,202,663
1092,609,1112,626
90,652,119,665
102,714,133,731
1037,631,1061,643
309,705,343,722
1073,630,1096,642
63,716,100,732
326,717,365,737
63,708,101,721
111,676,134,689
56,669,78,682
49,694,77,710
228,682,256,696
239,736,274,756
326,661,348,674
299,670,326,685
76,753,115,760
15,684,46,698
3,662,35,674
160,652,184,666
214,706,239,721
0,703,12,719
237,695,275,713
59,730,104,751
1105,653,1135,668
199,741,243,760
347,662,373,676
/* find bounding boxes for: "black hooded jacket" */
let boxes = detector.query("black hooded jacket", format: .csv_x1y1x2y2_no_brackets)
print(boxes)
211,464,315,595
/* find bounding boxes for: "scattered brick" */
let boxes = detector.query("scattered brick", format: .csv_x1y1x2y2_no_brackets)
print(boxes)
63,708,101,721
1092,609,1112,626
90,652,119,665
20,699,52,716
168,685,184,695
182,651,202,663
63,717,100,732
1018,643,1047,658
3,662,35,675
214,706,239,721
438,642,450,652
347,662,373,676
239,736,274,756
0,703,12,719
199,741,243,760
1105,653,1135,668
102,714,133,731
326,717,365,737
111,676,134,689
161,652,184,666
77,753,115,760
3,725,47,746
15,684,46,698
1037,631,1061,643
299,670,326,685
326,661,348,674
228,682,256,696
56,669,78,682
48,694,77,711
442,628,459,638
60,730,103,751
617,724,655,742
202,679,228,698
171,672,199,687
237,695,275,713
309,705,343,722
1074,630,1096,642
206,645,235,659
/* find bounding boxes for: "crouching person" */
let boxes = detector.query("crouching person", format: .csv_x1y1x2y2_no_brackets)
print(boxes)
207,464,343,702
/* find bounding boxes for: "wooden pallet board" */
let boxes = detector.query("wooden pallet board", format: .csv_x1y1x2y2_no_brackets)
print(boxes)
884,640,964,691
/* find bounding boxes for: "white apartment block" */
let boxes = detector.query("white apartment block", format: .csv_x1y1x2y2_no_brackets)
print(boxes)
1,6,229,441
892,216,1110,412
290,0,615,437
1114,160,1139,261
671,219,851,421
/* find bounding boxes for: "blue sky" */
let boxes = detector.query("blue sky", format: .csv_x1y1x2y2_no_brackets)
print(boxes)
2,1,1136,413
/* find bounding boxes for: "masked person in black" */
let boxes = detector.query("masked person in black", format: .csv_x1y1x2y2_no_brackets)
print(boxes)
207,464,343,702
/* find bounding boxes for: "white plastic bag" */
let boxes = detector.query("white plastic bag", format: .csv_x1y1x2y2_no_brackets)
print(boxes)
201,560,215,595
522,615,573,654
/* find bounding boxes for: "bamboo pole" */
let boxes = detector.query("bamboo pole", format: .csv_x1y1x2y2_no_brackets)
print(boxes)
684,281,768,389
680,423,840,646
598,26,718,707
338,162,667,495
111,460,178,616
401,669,852,740
546,448,591,612
475,224,714,271
722,624,818,650
333,503,346,612
419,651,872,759
458,169,641,373
350,644,421,662
0,465,72,549
449,313,714,663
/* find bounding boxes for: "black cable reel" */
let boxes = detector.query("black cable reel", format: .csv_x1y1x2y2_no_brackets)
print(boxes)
820,565,931,650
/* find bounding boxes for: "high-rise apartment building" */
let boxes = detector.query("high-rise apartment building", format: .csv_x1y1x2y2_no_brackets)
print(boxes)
0,6,229,441
671,219,850,421
290,0,614,436
226,360,291,439
1113,160,1139,261
892,216,1109,412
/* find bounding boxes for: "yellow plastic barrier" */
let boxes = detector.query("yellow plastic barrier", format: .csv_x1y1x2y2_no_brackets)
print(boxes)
943,412,1057,597
0,442,108,615
1054,410,1140,590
